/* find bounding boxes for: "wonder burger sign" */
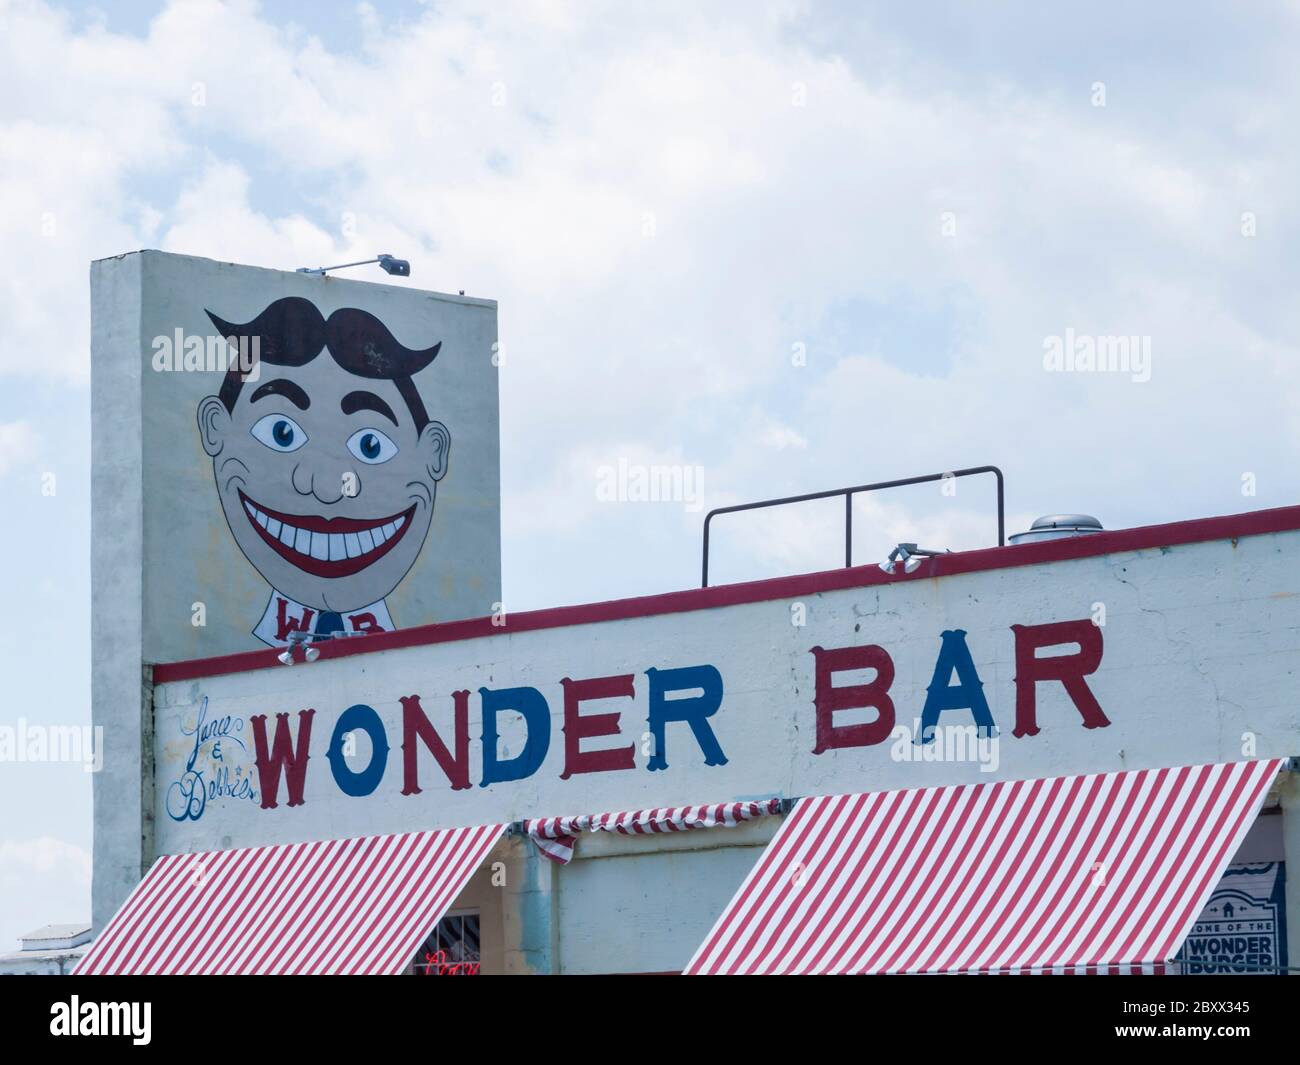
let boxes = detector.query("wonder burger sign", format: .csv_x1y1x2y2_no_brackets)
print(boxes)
150,509,1300,854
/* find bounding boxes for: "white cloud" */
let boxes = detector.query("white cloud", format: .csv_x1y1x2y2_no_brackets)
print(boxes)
0,421,39,477
2,0,1300,927
160,159,337,265
1,0,1295,572
758,420,809,451
0,835,91,879
1,0,1295,559
0,837,91,951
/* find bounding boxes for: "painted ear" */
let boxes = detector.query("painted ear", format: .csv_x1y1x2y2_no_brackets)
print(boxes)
418,420,451,481
197,395,230,457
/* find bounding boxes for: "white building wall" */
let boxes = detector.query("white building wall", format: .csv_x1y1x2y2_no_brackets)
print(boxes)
125,514,1300,974
151,526,1300,855
557,846,765,974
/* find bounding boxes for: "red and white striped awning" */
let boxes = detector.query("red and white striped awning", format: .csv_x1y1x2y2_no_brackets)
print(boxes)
74,824,504,975
526,799,782,864
686,759,1283,975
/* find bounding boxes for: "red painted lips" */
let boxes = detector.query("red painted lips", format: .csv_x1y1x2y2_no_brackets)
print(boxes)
238,490,417,579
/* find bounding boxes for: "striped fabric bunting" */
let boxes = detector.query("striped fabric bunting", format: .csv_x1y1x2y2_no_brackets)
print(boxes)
525,798,783,864
686,759,1283,975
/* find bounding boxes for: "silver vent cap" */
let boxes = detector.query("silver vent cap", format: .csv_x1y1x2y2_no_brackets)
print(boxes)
1008,514,1103,545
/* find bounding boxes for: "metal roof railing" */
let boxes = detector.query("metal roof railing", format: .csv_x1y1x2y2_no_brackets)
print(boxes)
700,465,1005,588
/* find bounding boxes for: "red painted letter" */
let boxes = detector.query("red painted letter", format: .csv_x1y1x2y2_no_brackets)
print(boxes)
274,598,315,642
1011,619,1110,737
810,644,896,754
560,674,636,780
401,691,472,793
250,709,315,809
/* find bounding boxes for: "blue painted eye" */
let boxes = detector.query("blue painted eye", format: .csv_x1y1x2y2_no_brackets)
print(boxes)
346,427,398,465
250,413,308,452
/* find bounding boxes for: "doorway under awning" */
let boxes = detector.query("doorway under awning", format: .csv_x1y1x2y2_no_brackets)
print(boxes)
686,759,1286,975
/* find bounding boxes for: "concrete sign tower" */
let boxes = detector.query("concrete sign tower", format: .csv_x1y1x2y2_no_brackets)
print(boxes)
89,250,500,924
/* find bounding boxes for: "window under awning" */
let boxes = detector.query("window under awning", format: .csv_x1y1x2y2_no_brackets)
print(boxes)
685,758,1285,975
74,824,505,975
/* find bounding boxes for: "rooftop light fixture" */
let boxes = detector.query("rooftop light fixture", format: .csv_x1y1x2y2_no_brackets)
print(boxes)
275,627,376,665
295,253,411,277
277,630,319,666
879,543,950,575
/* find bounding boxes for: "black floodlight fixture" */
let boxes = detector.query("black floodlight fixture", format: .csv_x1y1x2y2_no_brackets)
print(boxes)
296,253,411,278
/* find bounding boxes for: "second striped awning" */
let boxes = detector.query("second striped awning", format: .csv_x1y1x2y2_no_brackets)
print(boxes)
525,799,783,864
74,823,505,975
686,759,1284,975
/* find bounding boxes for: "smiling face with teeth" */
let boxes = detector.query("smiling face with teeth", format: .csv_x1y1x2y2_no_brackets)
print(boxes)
197,300,450,615
237,489,416,580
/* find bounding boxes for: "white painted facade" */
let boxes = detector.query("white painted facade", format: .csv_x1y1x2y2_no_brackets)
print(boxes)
153,526,1299,849
131,515,1300,973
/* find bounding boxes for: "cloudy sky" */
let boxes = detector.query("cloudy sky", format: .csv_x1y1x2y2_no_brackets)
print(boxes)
2,0,1299,950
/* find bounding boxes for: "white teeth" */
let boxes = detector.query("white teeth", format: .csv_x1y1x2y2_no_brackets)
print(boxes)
249,500,403,561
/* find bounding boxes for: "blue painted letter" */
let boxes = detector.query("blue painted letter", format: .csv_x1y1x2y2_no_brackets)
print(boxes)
480,686,551,786
645,664,728,772
327,704,390,797
918,629,998,743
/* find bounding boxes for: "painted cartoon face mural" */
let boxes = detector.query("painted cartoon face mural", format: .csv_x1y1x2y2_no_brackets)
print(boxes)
197,297,450,646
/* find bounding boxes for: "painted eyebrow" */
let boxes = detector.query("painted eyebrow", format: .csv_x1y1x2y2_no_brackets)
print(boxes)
249,379,310,410
341,390,399,426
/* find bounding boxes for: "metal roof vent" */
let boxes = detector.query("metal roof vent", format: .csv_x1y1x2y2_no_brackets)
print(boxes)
1008,514,1103,545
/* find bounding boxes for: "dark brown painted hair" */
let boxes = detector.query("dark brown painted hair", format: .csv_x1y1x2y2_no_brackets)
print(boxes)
207,297,441,432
